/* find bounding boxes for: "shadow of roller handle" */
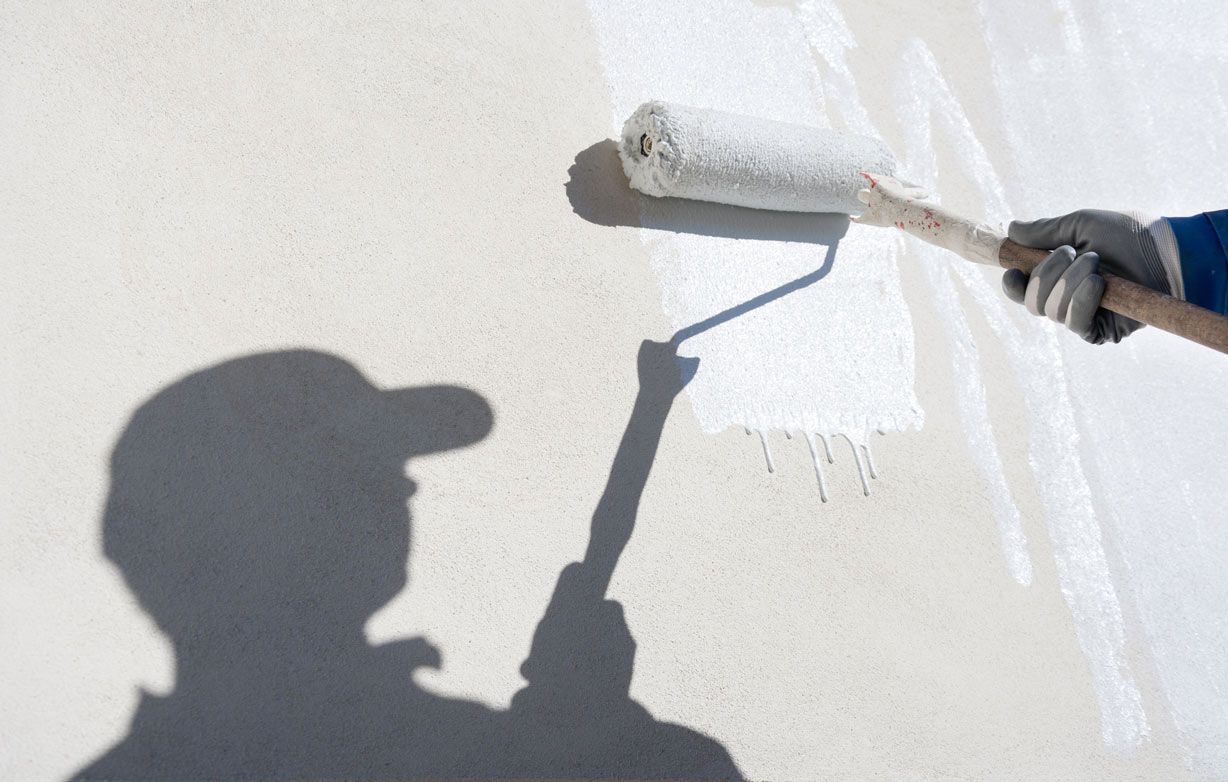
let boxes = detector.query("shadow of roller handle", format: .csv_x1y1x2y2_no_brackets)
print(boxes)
998,238,1228,355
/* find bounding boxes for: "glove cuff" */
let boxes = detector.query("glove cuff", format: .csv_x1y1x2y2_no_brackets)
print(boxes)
1125,211,1183,300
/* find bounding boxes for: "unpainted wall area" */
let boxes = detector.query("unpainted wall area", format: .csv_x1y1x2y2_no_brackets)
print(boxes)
1,0,1221,780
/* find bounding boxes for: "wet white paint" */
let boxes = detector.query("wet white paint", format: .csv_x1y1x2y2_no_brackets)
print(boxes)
893,34,1147,749
802,0,1161,750
584,0,923,477
818,433,834,464
757,430,776,474
861,442,878,480
794,0,1034,581
836,433,870,497
977,1,1228,772
803,432,831,503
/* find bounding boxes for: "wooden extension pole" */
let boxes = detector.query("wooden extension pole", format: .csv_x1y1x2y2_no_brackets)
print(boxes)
998,239,1228,354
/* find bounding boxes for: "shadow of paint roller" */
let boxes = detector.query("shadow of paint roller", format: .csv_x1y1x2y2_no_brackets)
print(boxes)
622,100,1228,355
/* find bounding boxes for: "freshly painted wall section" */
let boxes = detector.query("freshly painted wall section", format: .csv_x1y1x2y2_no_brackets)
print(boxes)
585,0,924,481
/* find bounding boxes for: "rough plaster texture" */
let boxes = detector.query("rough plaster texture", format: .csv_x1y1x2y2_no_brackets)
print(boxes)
0,1,1220,780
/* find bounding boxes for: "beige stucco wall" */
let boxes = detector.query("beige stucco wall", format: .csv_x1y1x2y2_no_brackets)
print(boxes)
3,1,1218,779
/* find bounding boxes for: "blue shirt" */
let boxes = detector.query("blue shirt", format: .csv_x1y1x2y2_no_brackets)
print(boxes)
1166,210,1228,314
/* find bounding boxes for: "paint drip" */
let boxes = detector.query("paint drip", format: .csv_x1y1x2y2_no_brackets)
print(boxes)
757,430,776,474
803,432,830,502
836,433,870,496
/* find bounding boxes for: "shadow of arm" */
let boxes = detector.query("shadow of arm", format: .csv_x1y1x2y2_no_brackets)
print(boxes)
581,340,695,597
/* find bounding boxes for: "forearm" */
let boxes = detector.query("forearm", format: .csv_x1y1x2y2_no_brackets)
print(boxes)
582,385,674,593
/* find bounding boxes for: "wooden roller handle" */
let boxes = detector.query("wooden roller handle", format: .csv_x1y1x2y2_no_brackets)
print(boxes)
998,239,1228,354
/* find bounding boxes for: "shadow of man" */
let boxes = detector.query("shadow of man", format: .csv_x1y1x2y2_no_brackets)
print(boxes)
77,346,740,780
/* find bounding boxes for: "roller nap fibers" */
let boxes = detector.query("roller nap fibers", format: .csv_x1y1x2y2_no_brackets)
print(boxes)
619,101,896,214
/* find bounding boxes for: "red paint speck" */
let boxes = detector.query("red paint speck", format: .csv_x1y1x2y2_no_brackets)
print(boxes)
860,171,878,188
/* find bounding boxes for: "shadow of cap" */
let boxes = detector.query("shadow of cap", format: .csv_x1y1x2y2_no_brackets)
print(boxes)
376,383,494,457
114,350,494,472
216,350,494,459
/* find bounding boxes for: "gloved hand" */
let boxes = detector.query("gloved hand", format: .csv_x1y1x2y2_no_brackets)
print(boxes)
1004,210,1184,344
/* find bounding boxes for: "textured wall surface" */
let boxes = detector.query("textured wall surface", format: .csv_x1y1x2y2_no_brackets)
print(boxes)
3,1,1225,780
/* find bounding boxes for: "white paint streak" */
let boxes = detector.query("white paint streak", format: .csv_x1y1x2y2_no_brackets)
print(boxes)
920,248,1034,588
979,0,1228,772
795,1,1034,584
585,0,922,450
895,35,1146,748
795,0,875,134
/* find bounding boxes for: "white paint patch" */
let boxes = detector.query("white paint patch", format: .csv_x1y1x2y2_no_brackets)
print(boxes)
584,0,922,464
893,35,1146,748
978,1,1228,772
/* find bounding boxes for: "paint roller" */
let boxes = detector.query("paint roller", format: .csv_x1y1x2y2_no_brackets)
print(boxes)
620,101,1228,355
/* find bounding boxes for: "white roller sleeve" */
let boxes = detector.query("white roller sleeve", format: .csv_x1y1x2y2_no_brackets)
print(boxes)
619,101,897,214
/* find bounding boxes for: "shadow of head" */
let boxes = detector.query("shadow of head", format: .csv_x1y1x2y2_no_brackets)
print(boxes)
102,349,493,645
566,139,851,245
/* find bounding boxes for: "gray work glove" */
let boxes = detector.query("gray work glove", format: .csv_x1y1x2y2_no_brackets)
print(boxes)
1004,210,1182,344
